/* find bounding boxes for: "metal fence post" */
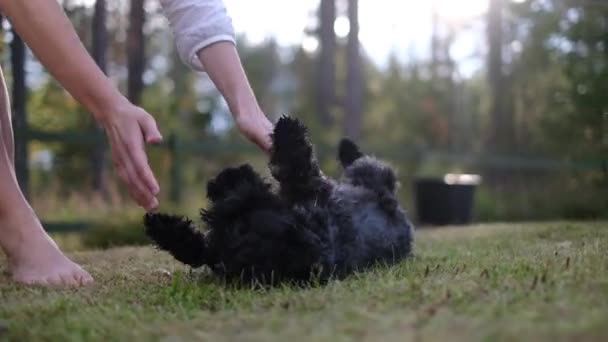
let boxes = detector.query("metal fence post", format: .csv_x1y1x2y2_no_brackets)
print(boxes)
10,31,29,199
169,132,182,204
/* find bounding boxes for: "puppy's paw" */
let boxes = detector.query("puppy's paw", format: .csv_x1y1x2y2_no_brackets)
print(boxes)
271,115,310,148
143,212,207,267
338,139,364,168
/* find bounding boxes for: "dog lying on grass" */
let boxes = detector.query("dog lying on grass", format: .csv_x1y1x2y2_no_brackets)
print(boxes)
144,116,414,285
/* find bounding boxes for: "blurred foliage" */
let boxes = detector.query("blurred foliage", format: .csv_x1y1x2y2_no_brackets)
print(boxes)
2,0,606,227
82,217,150,249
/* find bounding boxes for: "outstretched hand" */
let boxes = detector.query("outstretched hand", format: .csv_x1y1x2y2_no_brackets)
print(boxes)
98,102,162,210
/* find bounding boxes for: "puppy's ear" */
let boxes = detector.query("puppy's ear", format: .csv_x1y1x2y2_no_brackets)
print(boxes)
338,139,364,167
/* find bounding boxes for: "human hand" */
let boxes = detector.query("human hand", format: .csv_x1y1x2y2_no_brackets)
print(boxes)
234,112,273,153
97,101,162,210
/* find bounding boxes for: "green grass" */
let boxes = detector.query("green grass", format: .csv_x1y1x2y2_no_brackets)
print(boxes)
1,222,607,341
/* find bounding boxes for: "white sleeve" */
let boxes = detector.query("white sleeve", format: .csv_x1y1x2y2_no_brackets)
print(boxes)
159,0,236,72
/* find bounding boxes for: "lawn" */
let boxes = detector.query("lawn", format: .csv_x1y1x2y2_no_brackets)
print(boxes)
1,222,607,341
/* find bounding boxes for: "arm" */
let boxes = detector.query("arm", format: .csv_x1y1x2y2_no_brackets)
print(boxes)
0,0,161,210
198,42,273,151
160,0,273,151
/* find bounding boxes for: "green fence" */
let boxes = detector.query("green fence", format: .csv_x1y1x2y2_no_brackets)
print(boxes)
24,128,606,233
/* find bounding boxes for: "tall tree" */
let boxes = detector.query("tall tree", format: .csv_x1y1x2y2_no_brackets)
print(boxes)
561,2,608,159
10,30,28,198
91,0,108,194
487,0,512,152
344,0,362,140
317,0,336,126
430,3,439,81
127,0,146,104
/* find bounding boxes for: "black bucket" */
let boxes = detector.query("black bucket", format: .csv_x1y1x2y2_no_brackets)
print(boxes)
414,174,481,226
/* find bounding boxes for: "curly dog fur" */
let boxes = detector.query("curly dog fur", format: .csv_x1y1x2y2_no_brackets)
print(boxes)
144,116,414,284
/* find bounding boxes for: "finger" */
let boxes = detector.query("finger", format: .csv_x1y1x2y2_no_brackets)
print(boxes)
114,151,149,208
110,129,156,208
121,152,157,209
107,124,155,208
239,122,272,153
255,121,274,152
126,169,157,210
124,132,160,196
254,134,272,153
261,132,273,152
128,184,157,211
139,112,163,144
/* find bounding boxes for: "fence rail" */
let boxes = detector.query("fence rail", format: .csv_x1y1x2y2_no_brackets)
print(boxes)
24,128,606,233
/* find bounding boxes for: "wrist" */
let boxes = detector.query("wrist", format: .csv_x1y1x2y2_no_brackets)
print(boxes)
221,79,264,121
196,43,264,121
231,95,264,120
87,89,131,124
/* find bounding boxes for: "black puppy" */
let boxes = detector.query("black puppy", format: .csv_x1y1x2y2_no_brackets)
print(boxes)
144,116,414,284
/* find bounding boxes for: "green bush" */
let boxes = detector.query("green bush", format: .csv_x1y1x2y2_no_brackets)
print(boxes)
473,173,608,222
82,216,150,250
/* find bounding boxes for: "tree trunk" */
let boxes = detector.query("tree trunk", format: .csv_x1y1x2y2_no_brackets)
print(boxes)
344,0,362,140
486,0,514,189
10,31,29,198
317,0,336,126
487,0,512,152
128,0,146,105
91,0,108,194
430,4,439,81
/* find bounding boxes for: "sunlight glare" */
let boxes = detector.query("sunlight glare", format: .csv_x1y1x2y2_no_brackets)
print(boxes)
434,0,489,23
334,16,350,38
302,36,319,54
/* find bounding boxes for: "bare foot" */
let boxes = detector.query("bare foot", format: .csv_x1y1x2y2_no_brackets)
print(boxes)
2,214,94,287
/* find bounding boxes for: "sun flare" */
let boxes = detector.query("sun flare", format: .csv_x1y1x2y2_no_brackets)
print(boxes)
433,0,490,22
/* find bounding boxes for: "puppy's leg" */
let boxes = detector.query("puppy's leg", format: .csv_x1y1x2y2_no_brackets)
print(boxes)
338,138,364,168
202,164,279,228
269,116,329,203
144,213,208,267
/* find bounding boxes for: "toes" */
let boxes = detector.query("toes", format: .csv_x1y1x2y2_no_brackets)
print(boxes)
76,271,94,286
62,265,94,287
49,270,93,288
58,273,80,288
47,274,68,287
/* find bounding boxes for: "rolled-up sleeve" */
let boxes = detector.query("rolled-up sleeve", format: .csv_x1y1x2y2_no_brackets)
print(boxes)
160,0,236,72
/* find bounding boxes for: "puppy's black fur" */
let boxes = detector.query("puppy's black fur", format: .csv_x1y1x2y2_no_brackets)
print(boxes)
144,116,414,284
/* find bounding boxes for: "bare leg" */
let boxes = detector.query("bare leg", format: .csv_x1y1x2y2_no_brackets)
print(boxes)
0,68,93,287
0,68,13,164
